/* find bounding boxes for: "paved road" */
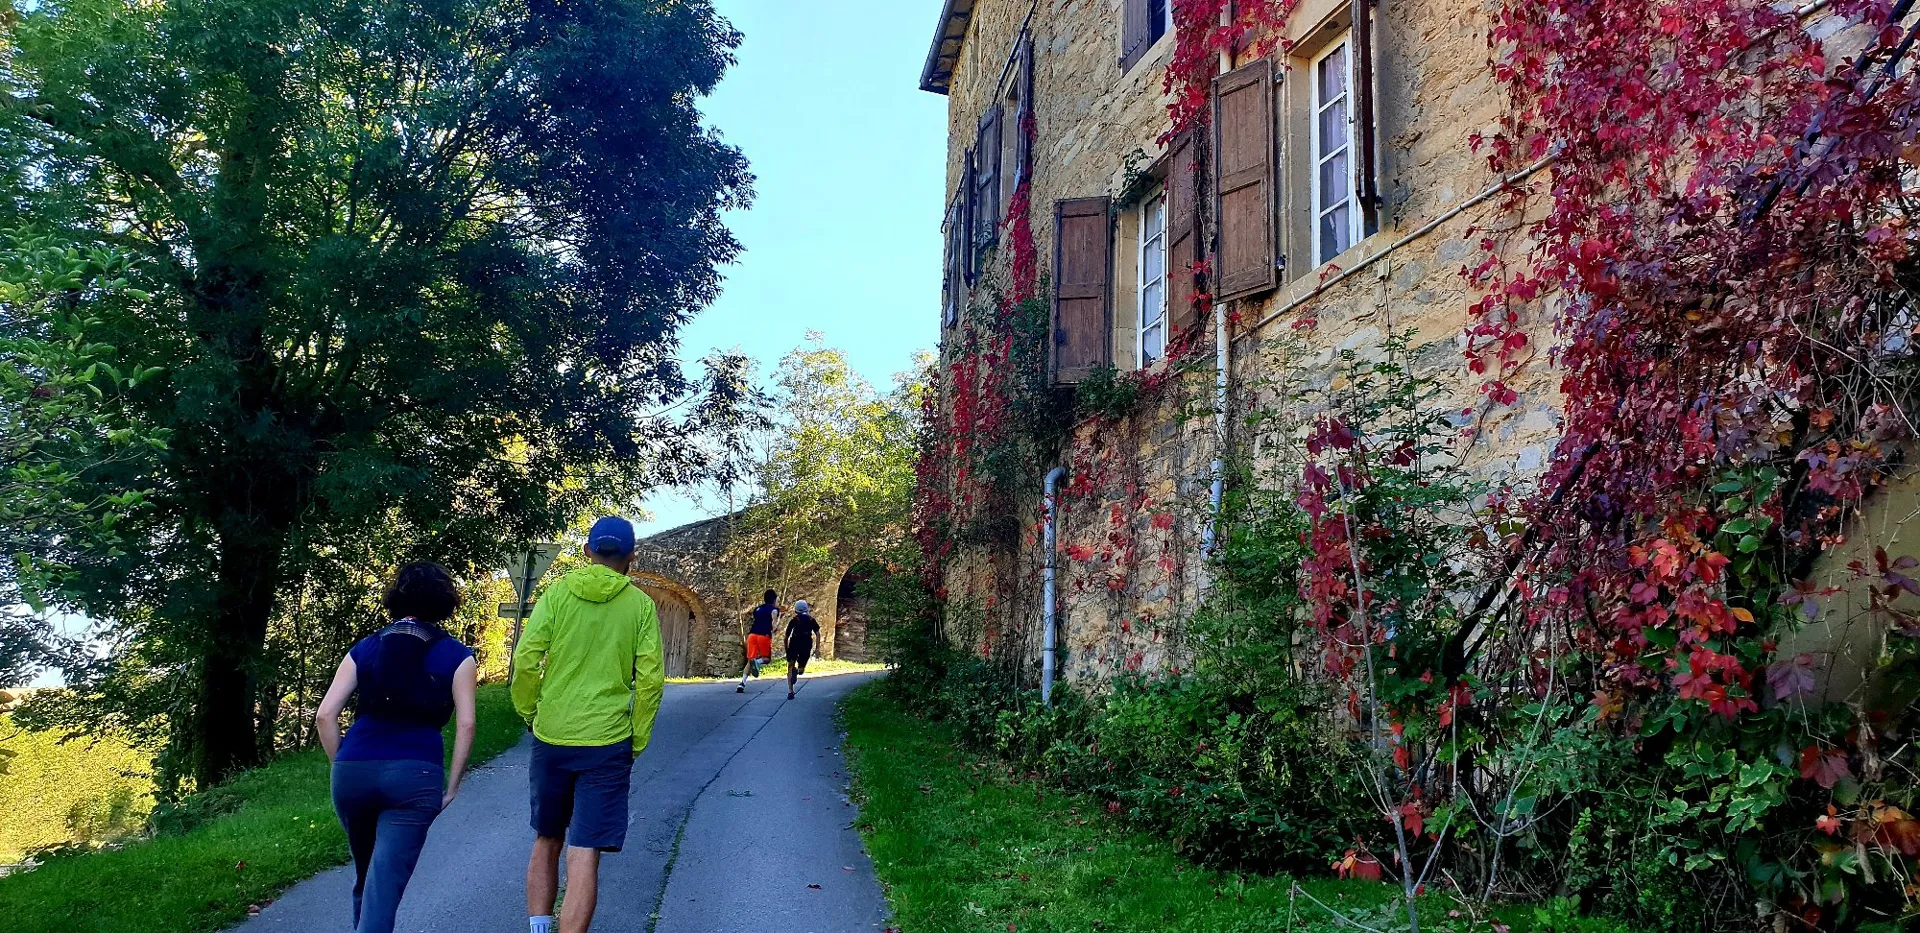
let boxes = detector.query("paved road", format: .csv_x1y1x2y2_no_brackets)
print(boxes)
238,672,890,933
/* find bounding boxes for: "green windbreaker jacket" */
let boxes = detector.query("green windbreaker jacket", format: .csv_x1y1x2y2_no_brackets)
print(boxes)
510,564,664,752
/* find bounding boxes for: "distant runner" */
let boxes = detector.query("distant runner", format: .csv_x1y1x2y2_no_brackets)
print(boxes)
738,589,780,693
785,599,821,700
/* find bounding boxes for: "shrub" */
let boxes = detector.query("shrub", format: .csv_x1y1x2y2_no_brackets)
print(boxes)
879,628,1364,874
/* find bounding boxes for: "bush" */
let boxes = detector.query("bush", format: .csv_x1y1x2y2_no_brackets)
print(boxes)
880,634,1365,874
0,713,152,863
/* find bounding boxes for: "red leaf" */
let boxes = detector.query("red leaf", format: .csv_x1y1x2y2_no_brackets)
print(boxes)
1798,746,1851,789
1399,801,1426,836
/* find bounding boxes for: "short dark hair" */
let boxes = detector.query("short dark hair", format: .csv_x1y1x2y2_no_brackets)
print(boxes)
382,562,461,624
762,589,777,605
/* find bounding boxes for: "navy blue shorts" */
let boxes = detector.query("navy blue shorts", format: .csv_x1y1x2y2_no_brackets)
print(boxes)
529,738,634,852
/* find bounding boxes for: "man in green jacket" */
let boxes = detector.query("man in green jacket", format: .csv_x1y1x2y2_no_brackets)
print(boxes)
510,516,663,933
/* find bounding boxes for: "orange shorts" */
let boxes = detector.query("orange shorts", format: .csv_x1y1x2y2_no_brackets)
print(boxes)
746,633,772,661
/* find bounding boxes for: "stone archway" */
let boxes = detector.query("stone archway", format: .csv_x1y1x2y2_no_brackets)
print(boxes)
832,561,886,663
630,572,707,678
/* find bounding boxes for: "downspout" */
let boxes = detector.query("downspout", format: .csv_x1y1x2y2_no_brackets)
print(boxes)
1204,297,1227,565
1200,22,1234,578
1041,464,1067,706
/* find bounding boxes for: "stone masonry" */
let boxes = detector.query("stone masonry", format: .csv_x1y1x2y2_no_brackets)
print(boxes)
629,513,857,677
921,0,1909,692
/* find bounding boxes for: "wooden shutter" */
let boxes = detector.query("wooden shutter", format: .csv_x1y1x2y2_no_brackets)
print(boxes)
1166,130,1204,336
1354,0,1381,212
1051,197,1113,386
1120,0,1152,70
1014,32,1035,188
944,197,965,328
962,147,978,282
975,106,1003,256
1213,58,1276,300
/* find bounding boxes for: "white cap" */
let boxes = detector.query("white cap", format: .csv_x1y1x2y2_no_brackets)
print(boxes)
794,600,811,613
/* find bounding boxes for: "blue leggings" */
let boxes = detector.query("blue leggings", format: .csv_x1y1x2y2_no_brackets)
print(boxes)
331,760,443,933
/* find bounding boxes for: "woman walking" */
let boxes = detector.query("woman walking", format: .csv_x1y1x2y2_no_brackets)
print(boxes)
316,562,478,933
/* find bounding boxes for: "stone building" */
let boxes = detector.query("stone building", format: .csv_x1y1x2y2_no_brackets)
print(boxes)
921,0,1917,695
921,0,1582,684
626,513,872,676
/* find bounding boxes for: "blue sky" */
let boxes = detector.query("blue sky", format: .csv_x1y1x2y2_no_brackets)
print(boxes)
636,0,948,536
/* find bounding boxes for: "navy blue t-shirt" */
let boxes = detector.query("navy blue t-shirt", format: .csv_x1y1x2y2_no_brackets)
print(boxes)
750,604,778,637
337,625,474,765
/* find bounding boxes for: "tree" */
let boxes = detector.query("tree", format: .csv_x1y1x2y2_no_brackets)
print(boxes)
0,237,165,687
0,0,758,786
722,338,928,598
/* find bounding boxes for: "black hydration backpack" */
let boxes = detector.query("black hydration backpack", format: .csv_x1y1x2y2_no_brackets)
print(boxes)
357,620,453,727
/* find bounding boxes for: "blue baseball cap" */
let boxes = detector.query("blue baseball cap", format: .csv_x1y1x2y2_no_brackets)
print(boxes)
587,516,636,557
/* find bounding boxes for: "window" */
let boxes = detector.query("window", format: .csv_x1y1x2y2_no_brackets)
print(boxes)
1002,33,1033,205
1149,0,1171,45
1138,193,1168,366
972,113,1002,270
1312,38,1362,265
1121,0,1175,71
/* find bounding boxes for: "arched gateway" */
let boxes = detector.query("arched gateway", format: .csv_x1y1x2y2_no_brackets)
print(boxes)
629,572,705,678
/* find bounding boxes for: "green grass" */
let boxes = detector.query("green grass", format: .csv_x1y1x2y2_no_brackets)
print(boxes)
0,683,525,933
839,683,1565,933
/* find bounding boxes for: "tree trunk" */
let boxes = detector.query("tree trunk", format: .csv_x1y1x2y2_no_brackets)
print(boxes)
191,481,299,787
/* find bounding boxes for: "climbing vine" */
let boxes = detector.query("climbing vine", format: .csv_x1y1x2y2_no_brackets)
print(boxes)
1165,0,1297,139
1403,0,1920,925
902,0,1920,927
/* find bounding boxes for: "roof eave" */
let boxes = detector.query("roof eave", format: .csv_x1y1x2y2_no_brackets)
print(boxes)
919,0,976,95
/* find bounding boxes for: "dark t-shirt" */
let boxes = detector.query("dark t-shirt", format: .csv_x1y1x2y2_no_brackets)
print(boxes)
750,604,778,637
338,623,473,764
785,612,820,655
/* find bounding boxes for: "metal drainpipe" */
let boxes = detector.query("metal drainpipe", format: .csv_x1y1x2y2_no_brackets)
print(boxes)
1204,300,1227,567
1041,465,1067,706
1201,29,1233,579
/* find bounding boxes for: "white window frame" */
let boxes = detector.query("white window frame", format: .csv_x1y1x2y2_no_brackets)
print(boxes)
1138,191,1168,368
1311,36,1363,266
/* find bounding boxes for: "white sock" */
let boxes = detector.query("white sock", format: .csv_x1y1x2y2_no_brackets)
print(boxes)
741,668,750,687
530,916,554,933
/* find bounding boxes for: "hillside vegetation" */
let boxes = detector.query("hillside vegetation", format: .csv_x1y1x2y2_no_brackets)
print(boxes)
0,683,522,933
0,713,153,864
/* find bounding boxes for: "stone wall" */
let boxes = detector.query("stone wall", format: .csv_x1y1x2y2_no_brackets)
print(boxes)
928,1,1919,704
928,0,1566,686
929,0,1920,698
629,513,854,676
834,598,873,663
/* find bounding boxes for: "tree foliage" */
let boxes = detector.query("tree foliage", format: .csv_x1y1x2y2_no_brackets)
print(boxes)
0,237,166,687
722,337,927,595
0,0,758,787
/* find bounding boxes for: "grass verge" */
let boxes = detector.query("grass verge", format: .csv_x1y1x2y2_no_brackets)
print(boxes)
840,682,1561,933
0,682,524,933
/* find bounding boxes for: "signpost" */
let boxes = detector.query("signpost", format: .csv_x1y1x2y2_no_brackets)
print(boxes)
502,543,565,650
